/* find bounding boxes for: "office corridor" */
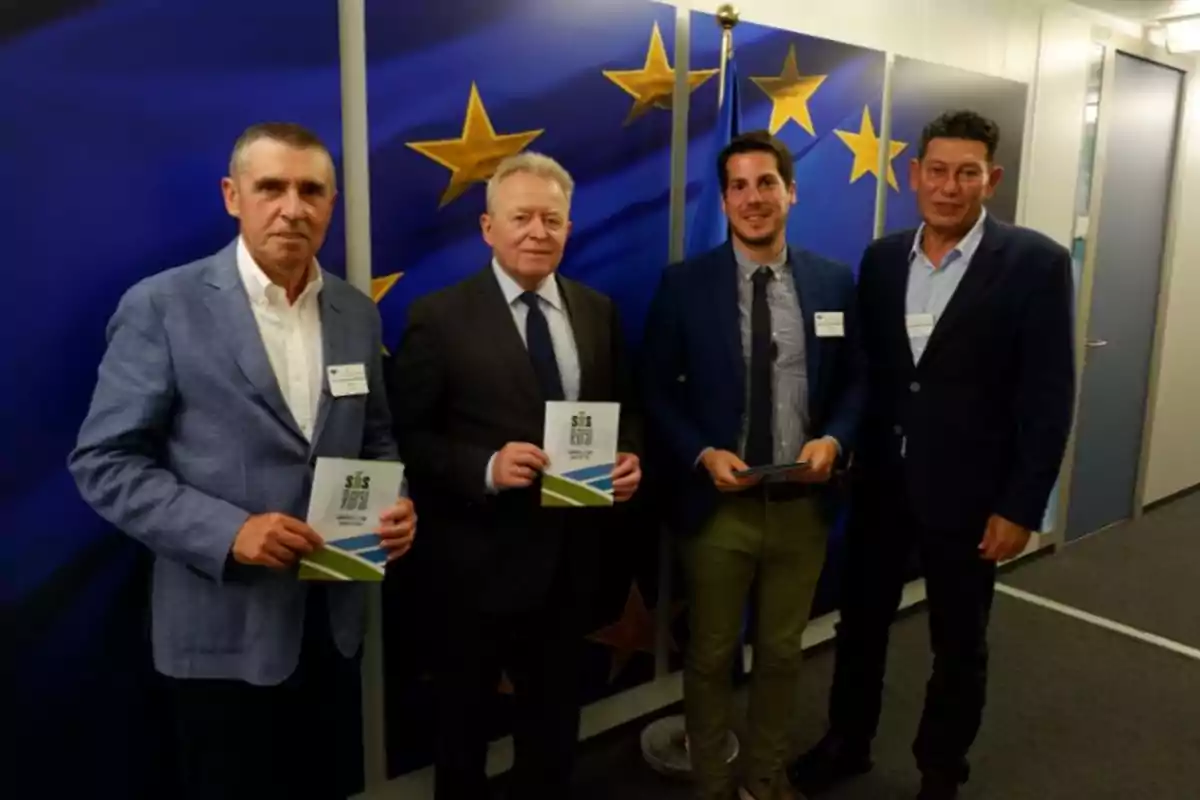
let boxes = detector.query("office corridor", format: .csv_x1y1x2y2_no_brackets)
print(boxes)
566,492,1200,799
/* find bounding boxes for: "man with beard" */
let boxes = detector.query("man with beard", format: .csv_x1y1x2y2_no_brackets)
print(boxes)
643,130,865,800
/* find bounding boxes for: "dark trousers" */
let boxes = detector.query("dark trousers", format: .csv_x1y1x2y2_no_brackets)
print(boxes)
433,566,584,800
828,488,997,783
168,587,362,800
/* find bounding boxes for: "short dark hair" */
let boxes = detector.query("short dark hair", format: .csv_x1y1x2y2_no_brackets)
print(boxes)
918,110,1000,161
228,122,333,178
718,130,795,192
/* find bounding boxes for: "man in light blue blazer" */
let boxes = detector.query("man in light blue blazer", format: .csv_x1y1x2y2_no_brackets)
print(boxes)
68,122,415,800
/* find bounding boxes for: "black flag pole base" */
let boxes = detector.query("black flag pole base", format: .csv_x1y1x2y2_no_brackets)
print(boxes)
640,714,739,779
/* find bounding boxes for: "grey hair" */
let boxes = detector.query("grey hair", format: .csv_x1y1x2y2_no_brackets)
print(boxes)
228,122,335,185
485,152,574,211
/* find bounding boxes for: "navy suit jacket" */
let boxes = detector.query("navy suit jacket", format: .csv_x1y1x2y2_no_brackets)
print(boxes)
855,215,1075,533
642,242,866,534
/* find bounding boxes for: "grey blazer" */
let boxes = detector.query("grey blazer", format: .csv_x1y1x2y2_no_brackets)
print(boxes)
68,239,398,686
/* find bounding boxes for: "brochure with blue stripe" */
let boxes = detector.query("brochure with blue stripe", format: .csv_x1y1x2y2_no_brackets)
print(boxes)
541,401,619,507
299,457,405,581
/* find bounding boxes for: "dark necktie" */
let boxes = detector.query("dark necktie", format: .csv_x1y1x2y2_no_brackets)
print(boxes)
745,266,774,466
520,291,565,401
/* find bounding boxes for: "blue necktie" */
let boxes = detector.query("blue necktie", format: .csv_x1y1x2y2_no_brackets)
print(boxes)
520,291,565,401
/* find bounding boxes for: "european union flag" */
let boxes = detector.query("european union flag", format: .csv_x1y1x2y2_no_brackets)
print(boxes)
688,13,888,271
2,2,348,795
365,0,705,349
686,55,741,257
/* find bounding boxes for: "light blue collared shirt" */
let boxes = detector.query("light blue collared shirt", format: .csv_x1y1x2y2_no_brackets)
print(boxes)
906,208,987,363
732,245,809,465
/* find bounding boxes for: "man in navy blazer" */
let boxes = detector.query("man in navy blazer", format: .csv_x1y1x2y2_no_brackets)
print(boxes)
789,111,1075,800
644,130,865,800
68,123,416,800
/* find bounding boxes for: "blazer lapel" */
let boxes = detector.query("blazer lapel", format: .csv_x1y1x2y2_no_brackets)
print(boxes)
713,243,746,390
787,248,823,404
558,276,599,401
309,283,345,450
471,267,543,411
202,245,305,441
888,232,918,371
921,216,1009,365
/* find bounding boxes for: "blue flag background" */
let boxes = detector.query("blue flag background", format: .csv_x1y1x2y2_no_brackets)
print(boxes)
3,0,1029,791
1,2,347,795
367,0,689,350
687,13,888,273
687,53,742,257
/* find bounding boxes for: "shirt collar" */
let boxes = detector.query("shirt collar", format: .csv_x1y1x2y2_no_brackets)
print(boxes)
491,258,563,311
733,243,789,281
909,207,988,268
236,236,323,305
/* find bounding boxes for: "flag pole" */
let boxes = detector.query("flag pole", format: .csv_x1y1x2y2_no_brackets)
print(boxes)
716,4,739,108
641,4,744,783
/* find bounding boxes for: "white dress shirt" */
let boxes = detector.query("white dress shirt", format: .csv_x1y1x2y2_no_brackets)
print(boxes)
485,258,581,491
236,237,324,441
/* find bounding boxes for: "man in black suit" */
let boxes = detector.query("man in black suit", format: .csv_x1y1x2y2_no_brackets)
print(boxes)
389,152,642,799
788,111,1075,800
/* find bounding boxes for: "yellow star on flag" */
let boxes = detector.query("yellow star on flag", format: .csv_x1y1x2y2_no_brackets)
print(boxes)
750,44,827,136
834,106,908,191
371,272,402,304
406,83,544,208
603,22,718,125
371,272,402,355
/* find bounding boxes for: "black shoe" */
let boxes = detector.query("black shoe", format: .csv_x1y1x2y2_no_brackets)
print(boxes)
786,733,872,793
915,772,960,800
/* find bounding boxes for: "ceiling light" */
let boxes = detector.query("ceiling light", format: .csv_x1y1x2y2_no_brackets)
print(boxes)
1162,15,1200,52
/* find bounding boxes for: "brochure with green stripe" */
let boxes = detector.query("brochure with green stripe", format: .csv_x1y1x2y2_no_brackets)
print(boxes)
541,401,619,507
299,457,405,581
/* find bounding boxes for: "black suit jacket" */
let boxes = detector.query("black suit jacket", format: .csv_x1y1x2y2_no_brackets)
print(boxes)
855,215,1075,534
388,266,641,613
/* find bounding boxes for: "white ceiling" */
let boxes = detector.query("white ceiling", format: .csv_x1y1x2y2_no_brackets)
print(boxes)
1072,0,1200,22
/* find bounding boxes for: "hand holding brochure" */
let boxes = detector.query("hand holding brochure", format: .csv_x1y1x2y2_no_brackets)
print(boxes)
541,401,619,507
299,457,405,581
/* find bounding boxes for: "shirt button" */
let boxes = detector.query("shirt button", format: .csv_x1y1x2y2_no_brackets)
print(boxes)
910,381,921,393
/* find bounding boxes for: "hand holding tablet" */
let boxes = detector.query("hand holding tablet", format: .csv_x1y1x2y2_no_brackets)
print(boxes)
732,461,810,480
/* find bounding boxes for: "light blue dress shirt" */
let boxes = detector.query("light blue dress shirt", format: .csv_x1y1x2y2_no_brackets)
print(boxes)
906,208,988,363
732,246,809,465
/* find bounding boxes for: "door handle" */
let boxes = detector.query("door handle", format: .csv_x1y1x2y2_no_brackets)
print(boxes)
1086,339,1108,348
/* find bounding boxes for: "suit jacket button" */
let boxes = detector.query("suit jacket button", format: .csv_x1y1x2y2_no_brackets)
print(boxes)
909,381,921,393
